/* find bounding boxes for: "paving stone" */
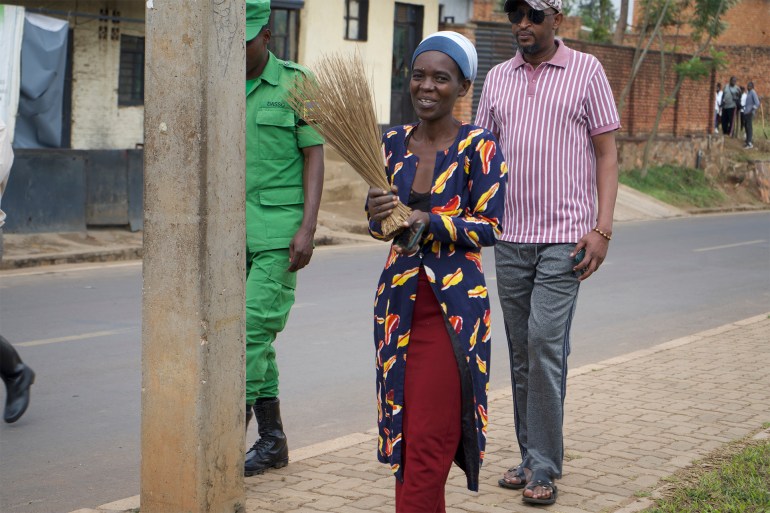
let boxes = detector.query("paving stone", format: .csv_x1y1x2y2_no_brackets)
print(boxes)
308,495,354,510
344,495,388,511
333,507,375,513
371,505,394,513
559,483,601,499
546,505,598,513
581,492,632,512
66,317,770,513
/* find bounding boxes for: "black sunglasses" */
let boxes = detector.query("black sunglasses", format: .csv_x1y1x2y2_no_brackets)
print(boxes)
507,9,556,25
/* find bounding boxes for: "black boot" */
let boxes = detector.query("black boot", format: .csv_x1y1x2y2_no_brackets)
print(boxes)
1,335,35,424
244,397,288,476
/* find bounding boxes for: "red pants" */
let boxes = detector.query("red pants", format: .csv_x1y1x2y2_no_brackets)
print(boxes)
395,269,462,513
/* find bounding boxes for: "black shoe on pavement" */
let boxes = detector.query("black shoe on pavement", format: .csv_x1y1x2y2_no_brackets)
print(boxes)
3,364,35,423
244,397,288,476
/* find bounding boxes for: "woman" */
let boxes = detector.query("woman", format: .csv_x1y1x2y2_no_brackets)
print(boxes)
366,32,508,512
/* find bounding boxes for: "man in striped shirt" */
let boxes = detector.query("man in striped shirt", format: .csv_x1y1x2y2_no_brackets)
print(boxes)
475,0,619,505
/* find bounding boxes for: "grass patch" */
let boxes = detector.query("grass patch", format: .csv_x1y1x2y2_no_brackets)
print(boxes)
619,166,726,208
643,432,770,513
755,123,770,141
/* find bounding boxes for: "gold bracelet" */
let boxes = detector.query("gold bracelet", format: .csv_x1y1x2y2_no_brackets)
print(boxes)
593,227,612,241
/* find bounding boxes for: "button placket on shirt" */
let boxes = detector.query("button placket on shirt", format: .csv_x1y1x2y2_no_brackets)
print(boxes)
525,64,545,97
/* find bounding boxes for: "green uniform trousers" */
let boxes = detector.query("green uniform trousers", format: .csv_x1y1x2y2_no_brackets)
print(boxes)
246,248,296,404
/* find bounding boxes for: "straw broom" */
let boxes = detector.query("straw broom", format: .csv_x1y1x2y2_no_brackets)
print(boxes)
286,52,411,238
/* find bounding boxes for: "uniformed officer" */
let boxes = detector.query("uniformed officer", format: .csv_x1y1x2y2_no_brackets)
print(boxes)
243,0,324,476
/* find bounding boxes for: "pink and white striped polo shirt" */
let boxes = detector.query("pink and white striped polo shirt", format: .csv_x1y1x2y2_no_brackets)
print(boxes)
475,40,620,244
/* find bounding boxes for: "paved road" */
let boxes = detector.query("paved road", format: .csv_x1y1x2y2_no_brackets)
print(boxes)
0,212,768,513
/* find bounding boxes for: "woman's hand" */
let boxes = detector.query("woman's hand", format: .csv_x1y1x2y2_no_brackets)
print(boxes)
367,185,399,222
402,210,430,230
392,210,430,255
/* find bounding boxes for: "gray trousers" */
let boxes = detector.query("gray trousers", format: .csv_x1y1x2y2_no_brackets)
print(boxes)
495,242,580,479
745,112,754,145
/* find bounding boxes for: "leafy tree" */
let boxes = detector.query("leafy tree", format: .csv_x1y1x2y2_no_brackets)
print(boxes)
613,0,630,44
576,0,616,42
617,0,684,116
640,0,737,176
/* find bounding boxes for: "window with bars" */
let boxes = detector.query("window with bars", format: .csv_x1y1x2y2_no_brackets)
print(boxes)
345,0,369,41
118,35,144,106
269,8,299,62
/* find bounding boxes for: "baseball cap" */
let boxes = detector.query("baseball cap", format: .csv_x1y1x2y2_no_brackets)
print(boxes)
504,0,562,13
246,0,270,42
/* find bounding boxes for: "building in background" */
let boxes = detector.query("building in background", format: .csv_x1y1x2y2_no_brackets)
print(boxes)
4,0,759,233
1,1,145,150
629,0,770,93
4,0,764,149
299,0,439,126
1,0,450,150
1,1,147,233
0,0,445,233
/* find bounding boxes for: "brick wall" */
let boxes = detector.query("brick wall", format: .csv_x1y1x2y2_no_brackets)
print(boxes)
473,0,503,21
564,39,713,136
615,42,769,124
558,16,584,40
449,5,723,136
632,0,770,48
717,0,770,47
714,45,770,103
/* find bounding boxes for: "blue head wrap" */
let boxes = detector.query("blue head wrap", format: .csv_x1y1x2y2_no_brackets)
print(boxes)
411,31,478,83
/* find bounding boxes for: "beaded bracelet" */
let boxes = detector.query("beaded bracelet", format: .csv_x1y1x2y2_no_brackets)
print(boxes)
593,227,612,241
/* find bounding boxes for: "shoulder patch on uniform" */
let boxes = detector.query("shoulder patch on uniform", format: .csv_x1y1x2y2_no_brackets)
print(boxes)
282,60,312,76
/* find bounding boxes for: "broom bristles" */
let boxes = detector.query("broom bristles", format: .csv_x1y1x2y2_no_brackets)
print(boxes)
286,52,411,237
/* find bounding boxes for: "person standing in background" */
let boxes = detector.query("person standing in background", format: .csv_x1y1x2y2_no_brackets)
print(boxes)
714,82,722,134
743,81,760,149
475,0,620,505
721,77,740,136
739,86,747,135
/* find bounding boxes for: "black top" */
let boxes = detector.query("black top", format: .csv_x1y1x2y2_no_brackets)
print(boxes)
407,189,431,212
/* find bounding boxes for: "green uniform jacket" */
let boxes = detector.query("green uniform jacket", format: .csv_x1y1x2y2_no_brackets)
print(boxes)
246,51,324,252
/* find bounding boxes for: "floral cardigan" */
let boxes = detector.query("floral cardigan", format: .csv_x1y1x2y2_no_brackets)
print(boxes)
368,122,508,491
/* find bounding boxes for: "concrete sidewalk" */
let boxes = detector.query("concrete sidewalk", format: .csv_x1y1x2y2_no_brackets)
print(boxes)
76,313,770,513
0,218,372,271
0,229,144,270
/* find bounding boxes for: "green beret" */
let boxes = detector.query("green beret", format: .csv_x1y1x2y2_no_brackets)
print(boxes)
246,0,270,42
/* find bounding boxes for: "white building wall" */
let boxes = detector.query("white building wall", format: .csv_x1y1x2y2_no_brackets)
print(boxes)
25,0,446,148
69,0,145,149
439,0,472,24
299,0,439,125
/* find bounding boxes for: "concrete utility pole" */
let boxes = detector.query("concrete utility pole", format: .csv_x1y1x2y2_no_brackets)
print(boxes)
142,1,246,511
